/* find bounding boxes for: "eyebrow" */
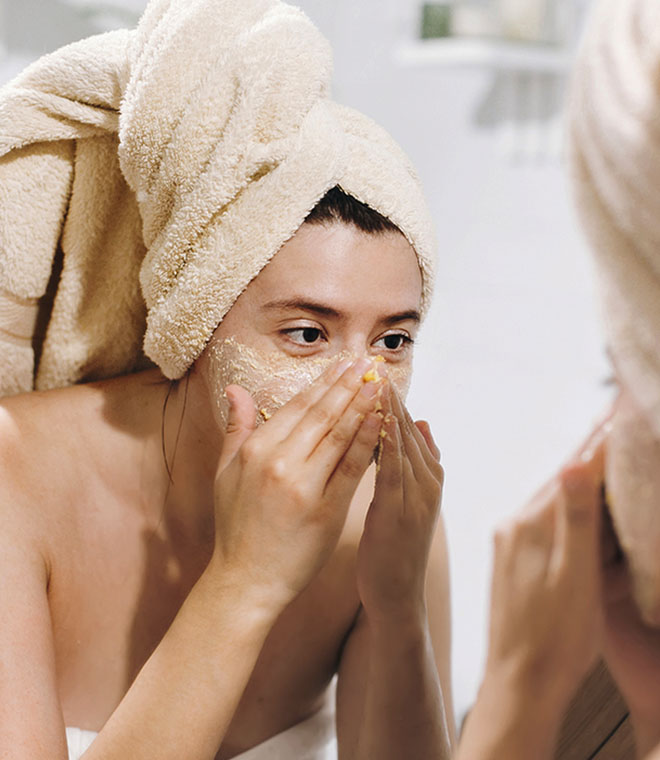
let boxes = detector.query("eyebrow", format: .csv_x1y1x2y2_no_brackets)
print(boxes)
261,298,421,325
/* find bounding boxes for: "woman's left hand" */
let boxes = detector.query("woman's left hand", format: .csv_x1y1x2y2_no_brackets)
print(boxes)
355,383,444,624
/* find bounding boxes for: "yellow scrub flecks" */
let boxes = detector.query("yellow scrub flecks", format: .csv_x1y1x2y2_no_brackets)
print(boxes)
205,337,412,426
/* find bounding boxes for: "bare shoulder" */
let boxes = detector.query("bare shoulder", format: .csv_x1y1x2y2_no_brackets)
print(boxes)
0,388,67,489
0,385,98,546
0,392,63,560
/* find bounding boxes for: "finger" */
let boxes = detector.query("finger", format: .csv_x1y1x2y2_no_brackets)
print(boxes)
572,412,612,480
601,490,622,567
218,385,257,471
283,358,385,460
520,474,561,522
415,420,441,462
308,381,384,485
390,387,440,478
491,514,554,598
260,356,355,440
373,411,404,499
322,411,384,507
552,464,601,584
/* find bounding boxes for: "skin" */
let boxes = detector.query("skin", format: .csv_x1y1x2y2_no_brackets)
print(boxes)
599,389,660,758
455,405,660,760
456,424,607,760
0,221,453,759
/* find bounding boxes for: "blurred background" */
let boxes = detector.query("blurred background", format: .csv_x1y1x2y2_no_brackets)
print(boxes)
0,0,613,727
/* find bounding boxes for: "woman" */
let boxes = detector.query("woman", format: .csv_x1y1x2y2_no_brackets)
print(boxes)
455,0,660,757
0,1,454,759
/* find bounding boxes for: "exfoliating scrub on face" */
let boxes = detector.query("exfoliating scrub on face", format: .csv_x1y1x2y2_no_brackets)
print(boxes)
206,337,412,426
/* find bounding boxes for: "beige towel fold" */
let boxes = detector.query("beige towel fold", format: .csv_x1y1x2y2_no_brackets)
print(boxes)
0,30,146,392
0,0,436,394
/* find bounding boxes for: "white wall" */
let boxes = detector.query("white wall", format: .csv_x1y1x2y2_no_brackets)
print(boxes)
1,0,611,725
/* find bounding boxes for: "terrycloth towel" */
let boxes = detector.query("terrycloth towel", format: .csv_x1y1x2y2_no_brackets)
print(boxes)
569,0,660,436
569,0,660,619
0,0,436,395
66,686,337,760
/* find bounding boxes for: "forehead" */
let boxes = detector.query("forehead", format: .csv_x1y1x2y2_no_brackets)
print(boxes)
249,222,423,309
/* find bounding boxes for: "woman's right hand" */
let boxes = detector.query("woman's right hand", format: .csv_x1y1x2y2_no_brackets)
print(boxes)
209,356,384,612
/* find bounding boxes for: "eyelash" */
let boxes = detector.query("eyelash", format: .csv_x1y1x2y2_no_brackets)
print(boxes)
281,327,414,354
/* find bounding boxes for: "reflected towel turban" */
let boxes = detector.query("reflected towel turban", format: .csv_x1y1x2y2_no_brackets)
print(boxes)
569,0,660,436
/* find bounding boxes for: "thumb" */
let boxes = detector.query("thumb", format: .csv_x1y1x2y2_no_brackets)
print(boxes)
217,384,257,471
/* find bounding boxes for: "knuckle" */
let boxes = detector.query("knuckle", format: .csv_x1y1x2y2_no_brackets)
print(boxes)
239,437,262,464
430,479,443,504
420,472,442,504
264,456,289,483
340,453,366,481
308,403,334,428
328,425,351,450
285,480,307,506
284,393,307,416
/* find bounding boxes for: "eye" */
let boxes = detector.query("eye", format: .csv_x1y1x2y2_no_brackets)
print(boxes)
283,327,325,346
373,332,413,352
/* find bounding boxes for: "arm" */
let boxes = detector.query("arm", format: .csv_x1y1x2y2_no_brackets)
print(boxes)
336,387,453,760
2,357,384,759
0,513,69,759
336,518,454,760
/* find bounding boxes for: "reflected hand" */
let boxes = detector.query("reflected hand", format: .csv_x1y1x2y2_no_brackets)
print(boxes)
484,425,607,720
457,425,608,760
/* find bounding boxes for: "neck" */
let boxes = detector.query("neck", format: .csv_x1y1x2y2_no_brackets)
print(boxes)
98,367,224,545
158,367,225,543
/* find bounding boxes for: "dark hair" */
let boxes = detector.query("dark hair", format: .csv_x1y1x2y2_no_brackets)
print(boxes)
304,186,400,235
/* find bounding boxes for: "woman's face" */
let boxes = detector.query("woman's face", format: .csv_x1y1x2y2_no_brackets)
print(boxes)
197,221,423,424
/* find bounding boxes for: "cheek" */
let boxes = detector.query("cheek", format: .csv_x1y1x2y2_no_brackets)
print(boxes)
607,396,660,621
205,338,414,426
206,338,343,425
387,364,412,401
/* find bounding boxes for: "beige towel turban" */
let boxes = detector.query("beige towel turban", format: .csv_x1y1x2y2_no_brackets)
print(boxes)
570,0,660,436
569,0,660,620
0,0,436,393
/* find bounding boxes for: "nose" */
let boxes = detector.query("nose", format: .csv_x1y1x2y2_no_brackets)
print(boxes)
342,335,371,360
